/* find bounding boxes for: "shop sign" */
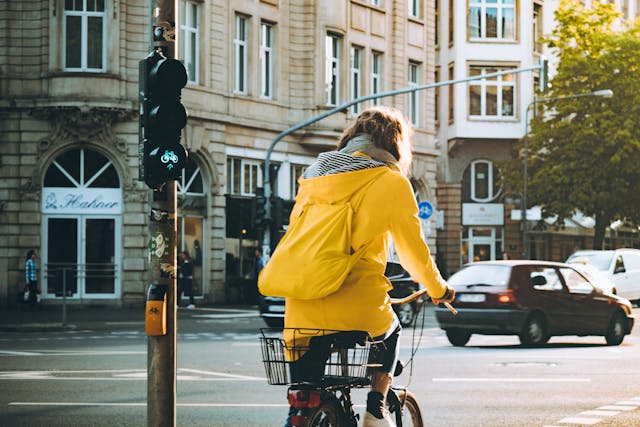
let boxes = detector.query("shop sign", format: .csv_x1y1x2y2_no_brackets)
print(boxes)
42,188,122,214
462,203,504,225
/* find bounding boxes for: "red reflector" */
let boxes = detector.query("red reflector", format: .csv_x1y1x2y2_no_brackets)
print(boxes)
288,390,321,408
290,415,307,426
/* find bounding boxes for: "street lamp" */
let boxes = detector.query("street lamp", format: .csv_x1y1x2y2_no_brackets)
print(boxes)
521,89,613,259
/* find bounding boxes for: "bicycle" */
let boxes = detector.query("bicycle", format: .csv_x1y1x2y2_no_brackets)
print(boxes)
259,290,456,426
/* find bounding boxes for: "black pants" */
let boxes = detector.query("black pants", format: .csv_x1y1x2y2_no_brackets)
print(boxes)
178,278,194,306
27,281,38,306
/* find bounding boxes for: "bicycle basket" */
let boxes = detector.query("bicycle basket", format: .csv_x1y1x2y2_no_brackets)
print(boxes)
260,328,382,387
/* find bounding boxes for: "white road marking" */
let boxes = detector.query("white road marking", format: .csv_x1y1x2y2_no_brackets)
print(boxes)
433,377,591,382
557,417,601,424
0,350,42,356
0,368,265,382
597,405,637,411
580,410,618,416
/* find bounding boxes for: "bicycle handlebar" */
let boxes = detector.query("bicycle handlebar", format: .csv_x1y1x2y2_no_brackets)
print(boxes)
389,288,458,315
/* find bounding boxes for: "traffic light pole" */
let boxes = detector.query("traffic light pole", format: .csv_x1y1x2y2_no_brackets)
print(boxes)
262,60,547,252
145,1,178,426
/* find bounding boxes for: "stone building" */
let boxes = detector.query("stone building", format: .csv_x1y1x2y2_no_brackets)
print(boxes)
0,0,440,307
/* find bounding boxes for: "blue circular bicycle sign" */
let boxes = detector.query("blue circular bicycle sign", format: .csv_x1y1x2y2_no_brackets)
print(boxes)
418,201,433,220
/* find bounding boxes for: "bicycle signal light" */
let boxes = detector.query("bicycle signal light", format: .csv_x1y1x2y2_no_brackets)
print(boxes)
139,50,188,189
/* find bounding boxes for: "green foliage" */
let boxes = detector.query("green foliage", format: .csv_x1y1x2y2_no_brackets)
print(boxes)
507,0,640,248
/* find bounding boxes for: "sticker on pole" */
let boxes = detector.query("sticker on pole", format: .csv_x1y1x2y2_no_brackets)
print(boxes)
149,232,170,260
418,201,433,220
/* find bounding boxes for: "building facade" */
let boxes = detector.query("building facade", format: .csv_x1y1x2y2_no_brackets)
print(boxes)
433,0,640,277
0,0,440,307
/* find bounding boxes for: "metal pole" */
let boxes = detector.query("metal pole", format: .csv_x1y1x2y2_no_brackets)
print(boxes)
147,1,178,426
61,267,67,326
262,65,544,251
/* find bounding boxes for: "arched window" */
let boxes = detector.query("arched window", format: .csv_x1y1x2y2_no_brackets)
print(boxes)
462,159,501,203
177,157,205,302
44,148,119,188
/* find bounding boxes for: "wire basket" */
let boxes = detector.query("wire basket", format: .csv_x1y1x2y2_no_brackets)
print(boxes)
260,328,382,387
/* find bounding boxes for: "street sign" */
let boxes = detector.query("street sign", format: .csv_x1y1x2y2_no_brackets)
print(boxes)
418,201,433,220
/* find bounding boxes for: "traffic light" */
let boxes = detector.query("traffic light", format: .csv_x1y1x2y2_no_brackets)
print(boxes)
139,50,188,189
251,188,267,228
538,57,549,93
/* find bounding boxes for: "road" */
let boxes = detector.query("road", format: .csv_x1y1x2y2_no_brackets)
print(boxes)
1,306,639,426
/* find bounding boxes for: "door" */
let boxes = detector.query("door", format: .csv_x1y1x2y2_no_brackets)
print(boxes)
467,228,496,263
44,216,119,299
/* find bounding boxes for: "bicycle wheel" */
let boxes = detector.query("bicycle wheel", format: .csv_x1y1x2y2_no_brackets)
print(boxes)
388,389,424,427
307,396,346,427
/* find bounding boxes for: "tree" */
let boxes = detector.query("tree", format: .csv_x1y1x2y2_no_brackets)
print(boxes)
507,0,640,249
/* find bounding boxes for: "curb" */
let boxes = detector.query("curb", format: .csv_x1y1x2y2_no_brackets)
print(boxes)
0,323,78,332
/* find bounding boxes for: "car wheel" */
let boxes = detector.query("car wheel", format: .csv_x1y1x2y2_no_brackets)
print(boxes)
605,312,626,346
519,313,549,347
445,329,471,346
394,302,416,327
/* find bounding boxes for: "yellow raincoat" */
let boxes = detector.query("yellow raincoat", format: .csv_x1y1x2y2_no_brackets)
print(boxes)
284,162,448,339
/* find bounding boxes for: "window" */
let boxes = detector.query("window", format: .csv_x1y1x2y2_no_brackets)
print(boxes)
462,160,501,202
260,22,274,98
530,267,564,291
448,64,454,122
226,158,262,196
371,52,382,106
234,14,248,94
325,34,341,106
468,65,515,118
448,0,454,45
434,0,439,46
44,148,119,188
351,46,362,113
409,0,421,18
533,3,543,54
371,0,382,6
434,67,440,125
560,268,594,294
180,0,200,84
469,0,516,41
290,164,307,198
408,62,420,125
63,0,106,71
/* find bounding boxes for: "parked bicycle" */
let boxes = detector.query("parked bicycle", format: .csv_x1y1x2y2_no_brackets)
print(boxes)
259,290,456,426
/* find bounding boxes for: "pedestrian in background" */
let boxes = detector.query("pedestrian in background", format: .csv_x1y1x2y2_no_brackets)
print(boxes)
25,249,39,309
178,251,195,309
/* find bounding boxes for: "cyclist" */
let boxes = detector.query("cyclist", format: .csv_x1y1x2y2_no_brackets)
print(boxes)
279,106,455,426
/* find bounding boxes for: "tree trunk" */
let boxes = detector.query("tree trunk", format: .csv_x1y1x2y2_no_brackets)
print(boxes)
593,213,610,250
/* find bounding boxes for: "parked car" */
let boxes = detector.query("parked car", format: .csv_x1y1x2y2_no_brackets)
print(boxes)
566,249,640,304
258,262,427,328
434,260,634,347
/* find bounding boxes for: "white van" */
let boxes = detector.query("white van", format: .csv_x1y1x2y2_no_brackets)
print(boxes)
566,249,640,304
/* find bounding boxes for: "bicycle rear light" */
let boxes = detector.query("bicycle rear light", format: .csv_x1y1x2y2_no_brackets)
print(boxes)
288,389,321,408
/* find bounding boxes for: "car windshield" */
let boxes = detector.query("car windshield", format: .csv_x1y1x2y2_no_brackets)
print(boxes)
448,264,511,288
566,252,613,271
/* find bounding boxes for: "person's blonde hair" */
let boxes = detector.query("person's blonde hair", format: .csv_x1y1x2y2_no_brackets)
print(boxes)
337,106,413,175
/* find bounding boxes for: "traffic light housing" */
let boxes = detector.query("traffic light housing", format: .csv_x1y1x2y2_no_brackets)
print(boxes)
538,57,549,93
251,188,267,228
139,50,188,189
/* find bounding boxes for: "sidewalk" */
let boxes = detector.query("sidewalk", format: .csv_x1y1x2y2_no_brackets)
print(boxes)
0,303,146,332
0,303,258,333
